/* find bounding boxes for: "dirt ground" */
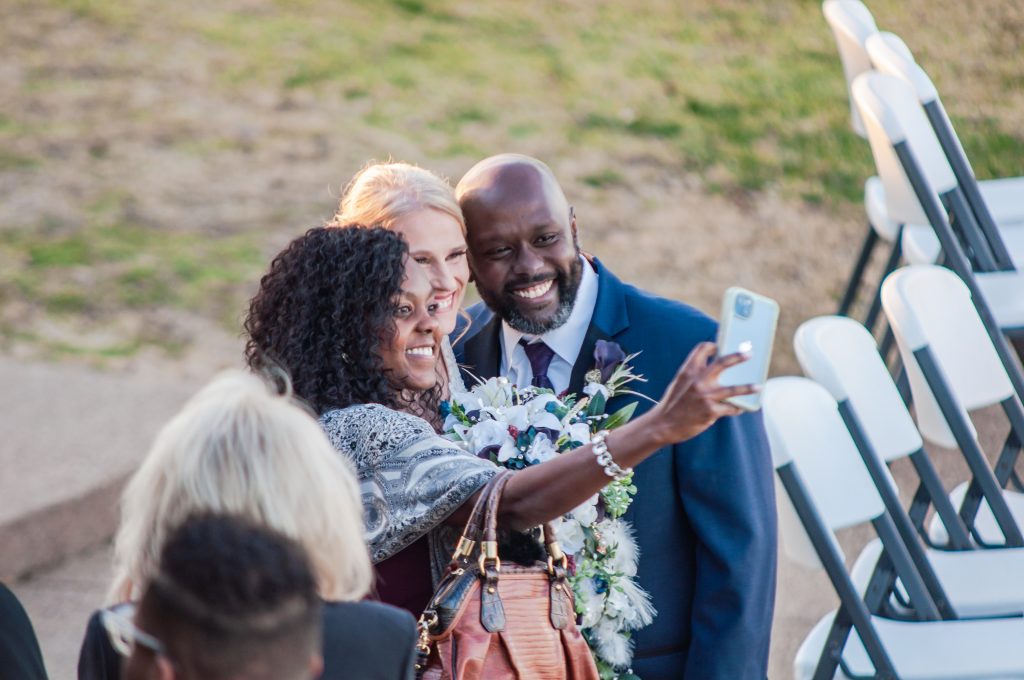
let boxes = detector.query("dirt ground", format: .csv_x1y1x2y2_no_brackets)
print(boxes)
3,0,970,374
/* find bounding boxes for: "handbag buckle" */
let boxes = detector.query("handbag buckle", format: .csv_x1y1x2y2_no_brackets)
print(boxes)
547,555,568,575
478,553,502,573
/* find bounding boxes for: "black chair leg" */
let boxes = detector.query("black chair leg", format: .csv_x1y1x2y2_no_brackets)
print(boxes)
838,224,880,317
864,228,904,332
879,322,897,365
894,359,913,409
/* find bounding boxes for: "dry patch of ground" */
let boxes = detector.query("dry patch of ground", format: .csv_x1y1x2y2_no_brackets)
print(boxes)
0,0,1021,373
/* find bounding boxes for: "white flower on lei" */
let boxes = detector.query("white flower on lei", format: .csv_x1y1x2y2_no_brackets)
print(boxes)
591,619,632,668
556,518,587,555
570,495,599,525
598,518,640,577
575,576,604,629
617,577,656,628
555,495,599,554
603,585,633,621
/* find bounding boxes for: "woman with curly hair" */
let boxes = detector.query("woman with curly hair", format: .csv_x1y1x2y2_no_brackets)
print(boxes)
244,225,755,616
331,161,470,401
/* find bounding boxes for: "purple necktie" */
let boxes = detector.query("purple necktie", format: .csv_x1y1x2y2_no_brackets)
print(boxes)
519,338,556,391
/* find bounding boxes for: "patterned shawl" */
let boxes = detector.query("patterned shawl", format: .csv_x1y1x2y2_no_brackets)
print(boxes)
319,337,496,582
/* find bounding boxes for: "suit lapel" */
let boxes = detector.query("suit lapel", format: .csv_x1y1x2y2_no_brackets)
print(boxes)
568,323,615,396
459,314,503,386
567,258,631,396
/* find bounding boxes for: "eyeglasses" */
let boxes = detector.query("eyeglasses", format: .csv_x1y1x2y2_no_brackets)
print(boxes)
101,604,167,658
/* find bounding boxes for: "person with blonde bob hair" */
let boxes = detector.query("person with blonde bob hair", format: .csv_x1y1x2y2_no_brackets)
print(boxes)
78,370,417,680
333,162,470,343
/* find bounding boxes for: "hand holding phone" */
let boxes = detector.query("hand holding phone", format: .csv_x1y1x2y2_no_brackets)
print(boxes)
715,287,779,411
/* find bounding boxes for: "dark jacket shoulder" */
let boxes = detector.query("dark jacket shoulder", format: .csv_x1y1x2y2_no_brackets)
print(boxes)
322,600,417,680
0,583,47,680
78,609,119,680
79,601,417,680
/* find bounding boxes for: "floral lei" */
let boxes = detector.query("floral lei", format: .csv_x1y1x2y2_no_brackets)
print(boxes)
442,340,653,680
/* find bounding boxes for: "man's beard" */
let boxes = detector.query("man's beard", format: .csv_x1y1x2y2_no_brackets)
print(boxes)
481,256,583,335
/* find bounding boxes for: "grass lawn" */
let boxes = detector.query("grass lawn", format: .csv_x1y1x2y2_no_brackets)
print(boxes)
1,0,1021,360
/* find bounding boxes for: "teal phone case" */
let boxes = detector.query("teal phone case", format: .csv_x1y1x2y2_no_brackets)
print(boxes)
715,287,780,411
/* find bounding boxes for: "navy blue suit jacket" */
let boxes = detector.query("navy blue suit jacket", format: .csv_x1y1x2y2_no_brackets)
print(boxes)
455,258,776,679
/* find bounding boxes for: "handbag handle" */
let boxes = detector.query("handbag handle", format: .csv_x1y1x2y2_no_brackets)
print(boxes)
445,471,510,570
479,471,568,574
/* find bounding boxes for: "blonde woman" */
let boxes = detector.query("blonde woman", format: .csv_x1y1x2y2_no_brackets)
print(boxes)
333,161,470,397
77,371,416,680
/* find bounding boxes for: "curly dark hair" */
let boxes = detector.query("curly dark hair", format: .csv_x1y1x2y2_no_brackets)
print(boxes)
244,226,441,418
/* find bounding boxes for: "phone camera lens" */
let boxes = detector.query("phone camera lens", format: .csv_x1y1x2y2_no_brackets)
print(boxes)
735,294,754,319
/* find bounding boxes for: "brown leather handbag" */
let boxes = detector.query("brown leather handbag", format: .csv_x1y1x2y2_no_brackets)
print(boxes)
415,470,599,680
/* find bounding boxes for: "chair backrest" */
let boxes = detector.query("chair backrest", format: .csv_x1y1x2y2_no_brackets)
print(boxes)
852,71,958,227
881,265,1013,445
794,315,922,462
764,377,886,568
822,0,879,137
865,32,975,179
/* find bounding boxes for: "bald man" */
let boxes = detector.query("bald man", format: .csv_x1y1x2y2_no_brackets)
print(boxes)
454,155,776,680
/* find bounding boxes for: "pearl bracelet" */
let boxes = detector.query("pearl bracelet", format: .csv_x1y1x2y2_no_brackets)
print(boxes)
591,430,632,481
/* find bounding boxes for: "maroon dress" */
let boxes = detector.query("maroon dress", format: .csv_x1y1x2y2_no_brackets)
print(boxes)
372,535,434,616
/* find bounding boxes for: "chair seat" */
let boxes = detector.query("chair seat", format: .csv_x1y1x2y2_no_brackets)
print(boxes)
928,482,1024,546
901,222,1024,267
796,609,1024,680
851,537,1024,617
980,177,1024,224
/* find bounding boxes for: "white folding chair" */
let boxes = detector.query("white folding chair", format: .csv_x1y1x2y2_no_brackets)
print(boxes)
881,265,1024,547
822,0,906,323
866,32,1024,271
822,0,1024,322
796,315,1024,618
853,71,1024,400
765,377,1024,680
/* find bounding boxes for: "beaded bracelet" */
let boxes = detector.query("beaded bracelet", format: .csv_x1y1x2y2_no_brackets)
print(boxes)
591,430,632,481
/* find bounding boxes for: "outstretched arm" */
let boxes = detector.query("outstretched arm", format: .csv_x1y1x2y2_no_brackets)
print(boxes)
447,342,757,530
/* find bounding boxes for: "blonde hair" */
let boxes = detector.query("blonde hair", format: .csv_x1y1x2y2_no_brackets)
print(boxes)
333,161,465,234
109,370,372,604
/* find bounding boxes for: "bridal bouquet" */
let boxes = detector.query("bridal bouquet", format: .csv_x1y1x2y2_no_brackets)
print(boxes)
442,341,654,680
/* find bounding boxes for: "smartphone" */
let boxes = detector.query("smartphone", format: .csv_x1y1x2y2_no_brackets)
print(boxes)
715,287,779,411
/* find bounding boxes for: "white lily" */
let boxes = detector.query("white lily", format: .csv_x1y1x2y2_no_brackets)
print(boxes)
527,432,557,464
465,418,512,452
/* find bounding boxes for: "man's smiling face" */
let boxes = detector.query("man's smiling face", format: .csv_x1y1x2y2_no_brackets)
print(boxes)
460,162,582,335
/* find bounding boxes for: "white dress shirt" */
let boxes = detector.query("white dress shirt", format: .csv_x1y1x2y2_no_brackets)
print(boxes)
499,256,599,394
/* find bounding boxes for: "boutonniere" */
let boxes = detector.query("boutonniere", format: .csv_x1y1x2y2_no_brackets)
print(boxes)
583,340,652,407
